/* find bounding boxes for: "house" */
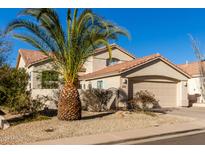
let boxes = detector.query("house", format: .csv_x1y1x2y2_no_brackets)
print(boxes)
178,61,205,106
16,44,135,108
16,44,191,108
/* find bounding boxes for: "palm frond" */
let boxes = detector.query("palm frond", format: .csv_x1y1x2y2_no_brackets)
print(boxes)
5,8,130,84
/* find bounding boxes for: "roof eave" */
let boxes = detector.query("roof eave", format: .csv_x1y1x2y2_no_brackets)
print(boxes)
79,72,120,81
94,43,136,59
120,57,191,79
81,56,192,81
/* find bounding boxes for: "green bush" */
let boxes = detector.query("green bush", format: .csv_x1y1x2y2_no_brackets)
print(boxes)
0,66,43,115
129,90,160,112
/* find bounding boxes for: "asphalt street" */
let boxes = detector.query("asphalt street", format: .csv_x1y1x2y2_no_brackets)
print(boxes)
137,132,205,145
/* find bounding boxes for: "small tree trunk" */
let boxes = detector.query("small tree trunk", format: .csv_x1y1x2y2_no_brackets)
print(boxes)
57,81,81,120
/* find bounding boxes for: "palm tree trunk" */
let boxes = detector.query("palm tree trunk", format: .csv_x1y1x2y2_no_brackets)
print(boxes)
57,81,81,120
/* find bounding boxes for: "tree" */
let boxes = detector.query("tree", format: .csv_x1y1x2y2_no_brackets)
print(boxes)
0,30,11,67
0,66,29,112
5,8,129,120
189,35,205,103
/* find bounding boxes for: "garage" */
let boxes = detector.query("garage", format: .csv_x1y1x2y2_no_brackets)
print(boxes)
81,54,191,107
131,80,177,107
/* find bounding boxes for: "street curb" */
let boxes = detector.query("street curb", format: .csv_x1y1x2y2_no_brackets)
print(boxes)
96,128,205,145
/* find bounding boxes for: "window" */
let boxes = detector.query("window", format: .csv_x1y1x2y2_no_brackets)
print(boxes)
41,71,59,89
106,58,120,66
97,80,103,89
29,72,32,81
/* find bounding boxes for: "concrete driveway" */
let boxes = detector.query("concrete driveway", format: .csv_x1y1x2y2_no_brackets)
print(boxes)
167,107,205,120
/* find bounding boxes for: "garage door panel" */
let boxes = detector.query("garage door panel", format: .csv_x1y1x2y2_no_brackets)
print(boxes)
133,81,176,107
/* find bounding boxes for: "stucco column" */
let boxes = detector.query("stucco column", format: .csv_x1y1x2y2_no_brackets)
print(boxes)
177,81,188,107
119,77,129,102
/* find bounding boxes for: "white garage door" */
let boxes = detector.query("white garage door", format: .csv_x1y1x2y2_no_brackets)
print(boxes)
133,81,177,107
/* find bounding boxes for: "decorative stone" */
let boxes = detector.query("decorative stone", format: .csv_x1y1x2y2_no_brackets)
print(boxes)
45,127,54,132
118,101,127,108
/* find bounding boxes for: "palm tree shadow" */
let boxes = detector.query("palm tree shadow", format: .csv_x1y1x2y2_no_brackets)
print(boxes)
81,111,115,120
40,108,116,120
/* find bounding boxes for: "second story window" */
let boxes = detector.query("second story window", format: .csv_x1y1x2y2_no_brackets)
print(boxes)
106,58,120,66
41,70,59,89
97,80,103,89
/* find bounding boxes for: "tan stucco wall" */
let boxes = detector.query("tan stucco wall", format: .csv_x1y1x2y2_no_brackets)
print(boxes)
93,48,135,72
80,75,121,90
176,81,189,107
123,59,189,81
31,89,58,109
83,56,94,74
18,56,26,68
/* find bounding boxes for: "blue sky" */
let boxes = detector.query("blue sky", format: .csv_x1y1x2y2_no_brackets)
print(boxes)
1,8,205,66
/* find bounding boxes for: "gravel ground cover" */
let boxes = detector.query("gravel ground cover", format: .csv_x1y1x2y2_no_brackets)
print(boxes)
0,111,193,144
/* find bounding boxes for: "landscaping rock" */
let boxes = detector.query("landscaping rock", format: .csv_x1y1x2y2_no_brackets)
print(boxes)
0,111,193,144
117,101,128,110
0,115,10,130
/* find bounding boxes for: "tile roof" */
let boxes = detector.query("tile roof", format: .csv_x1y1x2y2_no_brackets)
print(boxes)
80,53,191,80
18,49,50,67
177,61,205,76
17,44,136,68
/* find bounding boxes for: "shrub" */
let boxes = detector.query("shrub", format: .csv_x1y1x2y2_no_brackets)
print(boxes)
0,66,43,115
129,90,160,111
80,88,113,112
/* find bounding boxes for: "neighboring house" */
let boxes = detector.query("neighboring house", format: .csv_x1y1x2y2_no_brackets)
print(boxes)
16,43,191,108
178,61,205,106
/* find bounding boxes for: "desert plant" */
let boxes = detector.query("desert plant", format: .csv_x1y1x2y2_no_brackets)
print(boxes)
129,90,159,111
80,88,113,112
5,8,129,120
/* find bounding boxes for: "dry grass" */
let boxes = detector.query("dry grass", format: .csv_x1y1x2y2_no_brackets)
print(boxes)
0,111,193,145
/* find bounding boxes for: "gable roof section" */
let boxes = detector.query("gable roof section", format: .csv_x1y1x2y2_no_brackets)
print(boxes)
16,49,50,68
16,44,136,68
80,54,191,80
94,43,136,59
178,61,205,77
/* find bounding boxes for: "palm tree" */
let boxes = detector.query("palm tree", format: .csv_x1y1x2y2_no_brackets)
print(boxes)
5,8,129,121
